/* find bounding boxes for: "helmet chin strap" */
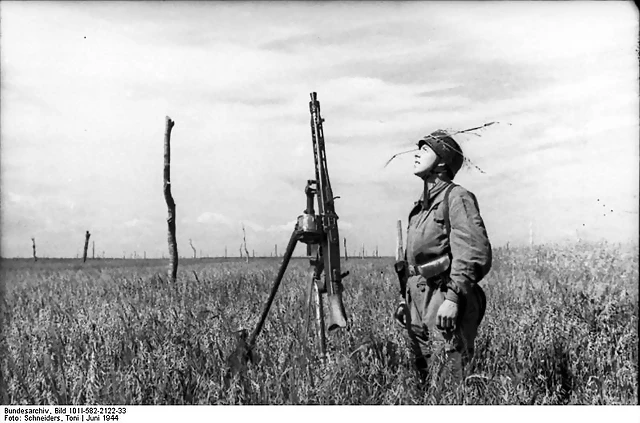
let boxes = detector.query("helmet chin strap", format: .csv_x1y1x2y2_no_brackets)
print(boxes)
425,161,448,178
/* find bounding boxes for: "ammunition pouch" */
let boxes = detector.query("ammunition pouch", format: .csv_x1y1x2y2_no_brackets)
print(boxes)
411,255,452,290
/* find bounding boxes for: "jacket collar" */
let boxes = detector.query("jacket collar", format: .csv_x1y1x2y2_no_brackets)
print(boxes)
415,175,452,211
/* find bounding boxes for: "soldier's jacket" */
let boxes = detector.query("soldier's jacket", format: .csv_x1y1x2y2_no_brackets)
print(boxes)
406,177,492,303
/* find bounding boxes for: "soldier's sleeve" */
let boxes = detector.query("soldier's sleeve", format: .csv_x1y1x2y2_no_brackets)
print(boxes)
445,188,492,304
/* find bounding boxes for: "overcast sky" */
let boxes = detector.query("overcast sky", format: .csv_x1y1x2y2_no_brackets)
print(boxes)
1,1,638,259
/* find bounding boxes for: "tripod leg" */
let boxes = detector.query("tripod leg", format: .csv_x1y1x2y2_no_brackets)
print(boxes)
246,229,298,349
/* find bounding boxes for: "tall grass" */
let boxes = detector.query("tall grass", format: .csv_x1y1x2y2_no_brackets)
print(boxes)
1,242,637,404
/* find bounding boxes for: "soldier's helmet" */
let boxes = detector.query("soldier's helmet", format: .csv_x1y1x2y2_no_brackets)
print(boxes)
417,130,464,178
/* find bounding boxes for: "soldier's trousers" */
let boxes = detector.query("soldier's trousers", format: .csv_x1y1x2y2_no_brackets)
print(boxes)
405,275,486,385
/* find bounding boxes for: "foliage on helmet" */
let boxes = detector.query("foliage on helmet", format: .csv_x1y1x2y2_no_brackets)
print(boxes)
418,130,464,177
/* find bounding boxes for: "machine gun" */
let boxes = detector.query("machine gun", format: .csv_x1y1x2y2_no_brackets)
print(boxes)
227,92,348,372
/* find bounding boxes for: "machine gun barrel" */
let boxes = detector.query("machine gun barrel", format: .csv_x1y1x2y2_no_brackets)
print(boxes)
308,92,348,331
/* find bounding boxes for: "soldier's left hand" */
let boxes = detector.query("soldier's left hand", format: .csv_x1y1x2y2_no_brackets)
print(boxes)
436,299,458,331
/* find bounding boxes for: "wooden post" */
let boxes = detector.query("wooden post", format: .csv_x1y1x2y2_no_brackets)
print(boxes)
189,239,196,259
343,237,348,261
224,246,227,258
163,116,178,283
361,243,365,259
83,231,91,263
242,224,249,263
92,241,95,259
31,237,37,262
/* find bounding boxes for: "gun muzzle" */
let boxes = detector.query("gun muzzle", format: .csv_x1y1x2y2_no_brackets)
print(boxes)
326,293,348,331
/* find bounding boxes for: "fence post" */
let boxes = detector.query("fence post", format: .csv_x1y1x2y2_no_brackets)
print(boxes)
83,231,91,263
344,237,348,261
163,116,178,283
31,237,37,262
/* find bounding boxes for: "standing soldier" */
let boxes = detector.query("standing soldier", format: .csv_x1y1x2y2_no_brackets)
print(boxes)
394,129,492,387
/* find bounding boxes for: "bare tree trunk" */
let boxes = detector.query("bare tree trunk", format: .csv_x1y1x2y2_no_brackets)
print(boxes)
31,237,37,262
189,239,196,259
92,241,95,259
242,224,249,263
343,237,348,261
239,245,243,258
163,116,178,283
83,231,91,263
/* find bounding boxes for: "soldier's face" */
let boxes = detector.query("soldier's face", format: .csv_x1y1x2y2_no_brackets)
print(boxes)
413,144,439,178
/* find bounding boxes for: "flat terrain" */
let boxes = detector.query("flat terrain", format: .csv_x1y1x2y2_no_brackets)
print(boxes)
1,243,638,404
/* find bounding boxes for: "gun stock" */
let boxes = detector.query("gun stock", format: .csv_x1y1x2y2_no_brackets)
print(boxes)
394,219,408,297
396,220,404,261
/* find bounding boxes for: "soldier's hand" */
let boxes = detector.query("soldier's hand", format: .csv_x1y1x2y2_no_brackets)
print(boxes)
436,299,458,331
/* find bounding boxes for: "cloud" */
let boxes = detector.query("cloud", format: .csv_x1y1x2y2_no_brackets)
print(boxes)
266,220,298,233
196,212,234,226
123,218,151,228
242,221,265,232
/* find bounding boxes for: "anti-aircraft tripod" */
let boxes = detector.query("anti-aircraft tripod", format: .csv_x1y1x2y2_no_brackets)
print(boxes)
228,93,349,368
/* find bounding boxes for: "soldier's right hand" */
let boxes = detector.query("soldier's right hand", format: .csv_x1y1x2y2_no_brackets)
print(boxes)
393,301,408,329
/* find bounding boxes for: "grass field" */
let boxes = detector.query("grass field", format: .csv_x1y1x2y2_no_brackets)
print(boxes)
1,242,637,405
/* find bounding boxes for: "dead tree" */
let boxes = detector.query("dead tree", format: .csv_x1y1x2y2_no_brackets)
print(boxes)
83,231,91,263
92,241,95,259
239,245,243,258
242,224,249,263
343,237,348,261
189,239,197,259
163,116,178,283
31,237,37,262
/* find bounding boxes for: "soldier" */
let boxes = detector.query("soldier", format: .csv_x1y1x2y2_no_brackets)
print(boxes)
395,129,492,387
